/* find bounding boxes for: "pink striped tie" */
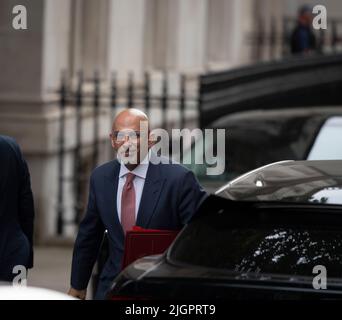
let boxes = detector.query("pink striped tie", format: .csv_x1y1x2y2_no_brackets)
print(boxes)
121,173,136,234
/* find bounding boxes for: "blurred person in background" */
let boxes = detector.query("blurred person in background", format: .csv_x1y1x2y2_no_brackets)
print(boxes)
291,5,317,54
0,135,35,282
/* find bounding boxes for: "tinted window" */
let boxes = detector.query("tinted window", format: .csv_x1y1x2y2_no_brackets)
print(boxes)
182,132,230,182
170,212,342,278
183,112,325,181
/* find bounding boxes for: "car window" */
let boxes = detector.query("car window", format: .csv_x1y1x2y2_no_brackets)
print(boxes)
307,117,342,160
170,212,342,279
182,131,231,182
183,114,324,182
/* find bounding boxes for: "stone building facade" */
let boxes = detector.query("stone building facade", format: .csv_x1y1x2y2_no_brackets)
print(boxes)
0,0,341,242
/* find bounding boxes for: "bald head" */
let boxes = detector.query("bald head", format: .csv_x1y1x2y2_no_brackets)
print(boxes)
111,108,151,169
112,108,149,132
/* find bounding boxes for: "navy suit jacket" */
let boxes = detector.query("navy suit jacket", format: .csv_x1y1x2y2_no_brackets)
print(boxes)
0,136,34,281
71,155,207,297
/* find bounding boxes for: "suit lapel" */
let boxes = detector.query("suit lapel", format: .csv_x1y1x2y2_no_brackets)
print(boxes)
103,160,125,238
136,162,165,228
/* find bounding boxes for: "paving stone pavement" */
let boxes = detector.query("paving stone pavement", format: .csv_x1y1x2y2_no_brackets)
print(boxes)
27,246,94,299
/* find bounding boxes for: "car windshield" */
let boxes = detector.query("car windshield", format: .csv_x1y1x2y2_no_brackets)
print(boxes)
169,201,342,280
183,111,328,182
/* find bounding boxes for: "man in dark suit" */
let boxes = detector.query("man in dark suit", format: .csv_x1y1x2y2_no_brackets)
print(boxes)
68,109,207,299
0,135,35,282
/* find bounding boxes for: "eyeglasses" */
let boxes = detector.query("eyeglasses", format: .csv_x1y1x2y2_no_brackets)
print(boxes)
111,130,141,141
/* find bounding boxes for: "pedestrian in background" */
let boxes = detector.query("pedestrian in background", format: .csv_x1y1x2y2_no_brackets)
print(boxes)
291,5,317,55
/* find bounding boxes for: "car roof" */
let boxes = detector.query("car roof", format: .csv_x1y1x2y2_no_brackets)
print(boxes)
216,160,342,205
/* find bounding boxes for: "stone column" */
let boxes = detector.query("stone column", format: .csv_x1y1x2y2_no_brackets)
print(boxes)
0,0,67,242
175,0,208,73
107,0,147,81
0,0,44,107
206,0,255,70
68,0,110,79
142,0,157,70
0,0,112,243
152,0,208,73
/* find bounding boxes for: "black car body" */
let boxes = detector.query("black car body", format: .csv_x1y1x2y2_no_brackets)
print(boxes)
108,160,342,300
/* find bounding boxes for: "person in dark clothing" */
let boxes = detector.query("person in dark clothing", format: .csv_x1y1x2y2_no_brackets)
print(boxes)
68,109,207,300
291,5,317,54
0,135,35,282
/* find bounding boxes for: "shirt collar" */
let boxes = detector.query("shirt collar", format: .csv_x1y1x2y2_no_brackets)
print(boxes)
118,150,150,179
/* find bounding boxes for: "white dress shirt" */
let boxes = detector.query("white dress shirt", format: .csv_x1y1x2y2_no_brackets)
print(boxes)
116,155,150,223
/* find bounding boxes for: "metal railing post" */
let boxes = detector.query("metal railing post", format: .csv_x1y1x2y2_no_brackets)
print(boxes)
57,71,67,235
74,71,83,225
127,72,134,108
161,72,168,130
144,71,151,116
93,70,100,169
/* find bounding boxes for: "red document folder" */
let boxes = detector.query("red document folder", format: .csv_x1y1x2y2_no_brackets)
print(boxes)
121,226,179,270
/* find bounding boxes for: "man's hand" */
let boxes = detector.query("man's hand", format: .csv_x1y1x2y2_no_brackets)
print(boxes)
68,287,87,300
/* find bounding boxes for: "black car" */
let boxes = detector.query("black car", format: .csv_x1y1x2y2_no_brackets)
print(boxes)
183,107,342,192
107,160,342,300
